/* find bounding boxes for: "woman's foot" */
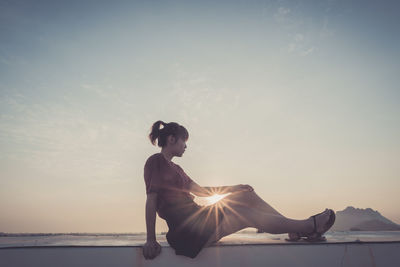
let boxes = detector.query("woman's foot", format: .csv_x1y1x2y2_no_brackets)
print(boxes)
309,208,332,233
305,209,335,241
286,209,335,242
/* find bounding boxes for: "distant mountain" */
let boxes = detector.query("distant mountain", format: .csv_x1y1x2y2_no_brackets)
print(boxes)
331,206,400,231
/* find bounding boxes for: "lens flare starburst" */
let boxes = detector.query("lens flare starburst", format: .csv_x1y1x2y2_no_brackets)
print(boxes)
205,194,229,205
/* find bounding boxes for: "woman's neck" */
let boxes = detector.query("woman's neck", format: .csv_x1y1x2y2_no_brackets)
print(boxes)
160,150,173,162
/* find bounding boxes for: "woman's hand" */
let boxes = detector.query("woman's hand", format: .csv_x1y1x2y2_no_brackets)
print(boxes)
143,240,162,260
230,184,254,193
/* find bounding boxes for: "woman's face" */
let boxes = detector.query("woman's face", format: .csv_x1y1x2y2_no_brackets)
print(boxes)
169,136,187,157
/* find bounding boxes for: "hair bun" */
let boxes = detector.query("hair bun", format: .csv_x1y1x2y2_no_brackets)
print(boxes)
148,121,189,147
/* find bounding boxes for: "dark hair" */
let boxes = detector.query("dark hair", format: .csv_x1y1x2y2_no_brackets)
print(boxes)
148,121,189,147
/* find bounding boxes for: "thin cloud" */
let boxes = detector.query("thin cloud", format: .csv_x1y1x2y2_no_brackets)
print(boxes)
287,32,316,56
274,7,291,23
0,90,142,183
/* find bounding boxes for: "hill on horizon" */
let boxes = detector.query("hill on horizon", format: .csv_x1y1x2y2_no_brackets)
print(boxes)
331,206,400,231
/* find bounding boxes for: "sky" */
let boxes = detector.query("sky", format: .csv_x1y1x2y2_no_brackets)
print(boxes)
0,0,399,233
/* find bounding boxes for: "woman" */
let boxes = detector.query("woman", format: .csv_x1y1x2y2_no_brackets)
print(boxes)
142,121,335,259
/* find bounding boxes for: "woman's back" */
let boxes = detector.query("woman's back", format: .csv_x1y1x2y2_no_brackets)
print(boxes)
144,153,197,220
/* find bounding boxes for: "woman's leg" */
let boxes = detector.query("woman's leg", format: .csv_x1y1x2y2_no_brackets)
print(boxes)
222,189,286,233
225,189,285,217
204,190,330,247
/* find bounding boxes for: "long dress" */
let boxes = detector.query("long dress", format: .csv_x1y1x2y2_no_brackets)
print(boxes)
144,153,225,258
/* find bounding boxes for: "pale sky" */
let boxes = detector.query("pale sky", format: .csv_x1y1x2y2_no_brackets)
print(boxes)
0,0,399,233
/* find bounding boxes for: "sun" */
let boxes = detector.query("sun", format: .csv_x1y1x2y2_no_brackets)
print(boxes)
205,193,229,205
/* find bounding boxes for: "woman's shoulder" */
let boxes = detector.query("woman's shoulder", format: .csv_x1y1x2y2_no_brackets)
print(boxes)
144,153,169,169
145,153,162,163
147,152,162,160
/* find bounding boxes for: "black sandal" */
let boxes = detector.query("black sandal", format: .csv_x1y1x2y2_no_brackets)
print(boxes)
285,209,336,242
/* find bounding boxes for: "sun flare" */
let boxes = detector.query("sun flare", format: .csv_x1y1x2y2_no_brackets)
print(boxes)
205,194,229,205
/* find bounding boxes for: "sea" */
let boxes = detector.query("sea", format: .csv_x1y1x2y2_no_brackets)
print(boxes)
1,231,400,248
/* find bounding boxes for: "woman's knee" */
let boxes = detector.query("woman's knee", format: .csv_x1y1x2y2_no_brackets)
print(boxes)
222,190,257,206
229,189,256,199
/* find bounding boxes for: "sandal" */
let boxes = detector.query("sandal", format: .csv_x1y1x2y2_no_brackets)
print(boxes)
285,209,336,242
285,209,329,242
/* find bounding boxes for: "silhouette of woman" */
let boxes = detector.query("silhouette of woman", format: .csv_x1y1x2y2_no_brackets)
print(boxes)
142,121,335,259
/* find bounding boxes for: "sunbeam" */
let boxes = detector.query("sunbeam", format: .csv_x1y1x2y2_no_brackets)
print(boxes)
205,194,230,205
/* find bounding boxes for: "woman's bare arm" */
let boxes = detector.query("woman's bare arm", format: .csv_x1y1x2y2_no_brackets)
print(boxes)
145,193,158,241
143,193,161,260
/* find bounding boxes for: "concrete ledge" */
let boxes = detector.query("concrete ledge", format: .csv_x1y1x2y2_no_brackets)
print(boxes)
1,242,400,267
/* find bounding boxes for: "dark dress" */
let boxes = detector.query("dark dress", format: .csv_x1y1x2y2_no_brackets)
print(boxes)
144,153,225,258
